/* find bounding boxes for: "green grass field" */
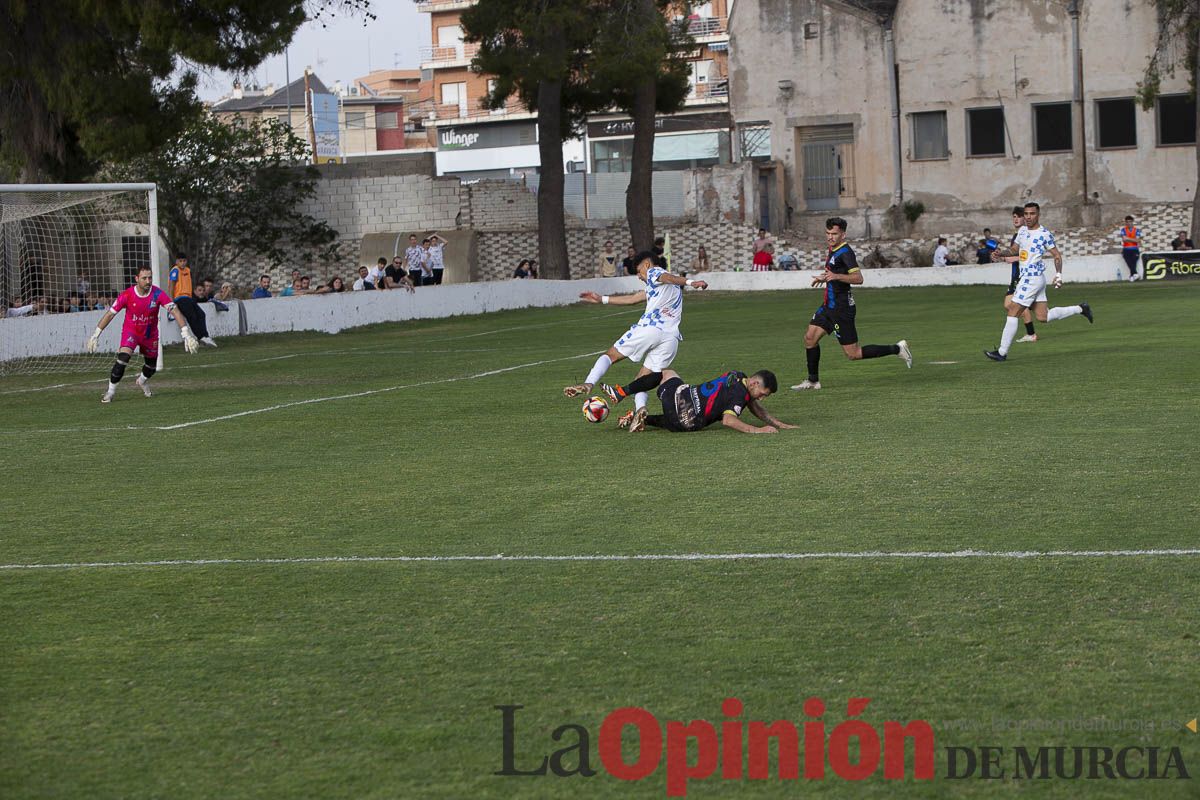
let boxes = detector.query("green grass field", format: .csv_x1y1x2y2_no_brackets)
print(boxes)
1,282,1198,798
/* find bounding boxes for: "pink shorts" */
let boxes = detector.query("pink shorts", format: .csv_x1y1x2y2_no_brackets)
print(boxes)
120,330,159,359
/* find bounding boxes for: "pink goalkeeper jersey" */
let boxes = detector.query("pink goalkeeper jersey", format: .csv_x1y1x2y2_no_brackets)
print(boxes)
112,285,172,339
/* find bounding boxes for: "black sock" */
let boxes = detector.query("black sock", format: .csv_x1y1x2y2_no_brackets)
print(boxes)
645,414,665,429
805,346,820,382
110,353,130,383
621,371,663,397
1024,321,1036,335
141,363,156,379
861,344,900,359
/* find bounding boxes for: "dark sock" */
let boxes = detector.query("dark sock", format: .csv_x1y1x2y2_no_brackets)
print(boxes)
805,346,820,382
1024,321,1036,335
861,344,900,359
141,363,156,379
620,371,663,397
645,414,666,429
110,353,130,383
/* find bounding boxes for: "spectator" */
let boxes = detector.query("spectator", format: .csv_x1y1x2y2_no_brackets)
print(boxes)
67,294,83,312
5,295,37,318
301,276,314,293
352,265,376,291
215,282,235,302
976,239,994,265
199,278,229,311
514,259,532,279
653,236,667,268
167,253,215,345
688,246,711,274
1172,229,1195,250
85,292,103,310
252,274,273,298
403,234,424,288
752,227,773,253
369,257,390,289
315,276,346,294
528,259,539,278
1116,215,1142,281
76,270,90,297
418,239,435,285
751,242,774,271
621,246,639,276
932,237,958,266
385,257,415,292
288,268,301,287
983,228,999,251
427,233,449,284
777,252,800,271
280,276,303,297
598,240,618,277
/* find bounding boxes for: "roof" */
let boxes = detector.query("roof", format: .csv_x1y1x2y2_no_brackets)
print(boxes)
212,74,333,112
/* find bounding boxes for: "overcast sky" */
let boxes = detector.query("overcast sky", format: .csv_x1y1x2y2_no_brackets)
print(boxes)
195,3,429,101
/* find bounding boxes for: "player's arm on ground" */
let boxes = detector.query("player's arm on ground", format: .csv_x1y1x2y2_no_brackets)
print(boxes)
747,398,798,430
578,290,647,305
721,411,778,434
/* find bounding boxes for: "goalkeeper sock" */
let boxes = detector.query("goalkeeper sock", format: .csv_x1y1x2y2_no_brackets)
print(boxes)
110,352,131,384
584,355,612,386
1046,305,1081,322
141,363,156,380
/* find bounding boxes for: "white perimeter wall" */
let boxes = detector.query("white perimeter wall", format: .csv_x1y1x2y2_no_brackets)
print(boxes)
0,255,1128,362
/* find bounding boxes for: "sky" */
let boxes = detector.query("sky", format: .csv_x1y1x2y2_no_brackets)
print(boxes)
194,3,429,102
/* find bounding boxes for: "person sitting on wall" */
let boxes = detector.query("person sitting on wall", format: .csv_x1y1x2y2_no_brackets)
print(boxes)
251,274,273,298
933,237,959,267
352,265,376,291
1172,229,1195,250
514,259,532,279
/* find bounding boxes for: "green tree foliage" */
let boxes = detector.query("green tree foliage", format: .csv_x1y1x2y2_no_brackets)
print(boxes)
105,114,340,277
462,0,602,279
1139,0,1200,234
0,1,372,181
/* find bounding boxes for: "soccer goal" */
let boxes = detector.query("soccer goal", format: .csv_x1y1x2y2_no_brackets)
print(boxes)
0,183,163,376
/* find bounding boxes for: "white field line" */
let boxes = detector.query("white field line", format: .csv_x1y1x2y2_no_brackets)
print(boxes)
3,549,1199,572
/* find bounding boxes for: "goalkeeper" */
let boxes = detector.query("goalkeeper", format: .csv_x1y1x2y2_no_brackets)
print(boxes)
86,265,199,404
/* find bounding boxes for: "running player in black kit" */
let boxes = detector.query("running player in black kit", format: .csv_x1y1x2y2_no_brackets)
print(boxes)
624,368,797,434
791,217,912,391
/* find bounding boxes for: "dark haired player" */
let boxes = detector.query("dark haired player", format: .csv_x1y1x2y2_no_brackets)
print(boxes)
791,217,911,391
992,206,1038,342
627,368,796,434
563,250,707,432
984,202,1092,362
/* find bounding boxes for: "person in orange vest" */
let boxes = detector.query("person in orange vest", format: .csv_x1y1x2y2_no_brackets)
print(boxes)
1116,215,1142,282
168,253,217,347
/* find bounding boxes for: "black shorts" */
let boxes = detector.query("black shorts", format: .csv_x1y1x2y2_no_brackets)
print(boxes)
1005,280,1018,296
656,377,698,432
811,305,858,345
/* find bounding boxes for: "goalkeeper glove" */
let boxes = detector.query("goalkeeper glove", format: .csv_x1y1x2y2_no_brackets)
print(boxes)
85,328,101,353
182,327,199,354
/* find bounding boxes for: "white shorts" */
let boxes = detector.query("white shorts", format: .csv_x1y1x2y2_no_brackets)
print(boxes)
1010,272,1047,308
613,325,679,371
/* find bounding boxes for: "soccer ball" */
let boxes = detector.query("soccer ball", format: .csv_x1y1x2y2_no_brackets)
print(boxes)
582,396,610,423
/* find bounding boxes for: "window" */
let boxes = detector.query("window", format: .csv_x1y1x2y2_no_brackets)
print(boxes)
966,107,1005,156
804,22,819,40
376,111,398,130
1033,102,1072,153
911,111,948,160
441,82,466,107
738,124,772,160
1096,98,1136,149
437,25,463,47
1157,94,1196,146
345,111,367,130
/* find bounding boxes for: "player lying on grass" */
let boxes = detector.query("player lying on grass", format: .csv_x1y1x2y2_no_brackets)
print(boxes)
563,250,708,432
625,367,797,434
86,265,199,403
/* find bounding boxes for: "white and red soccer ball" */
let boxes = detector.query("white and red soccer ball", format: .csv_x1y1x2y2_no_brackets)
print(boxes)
582,396,610,423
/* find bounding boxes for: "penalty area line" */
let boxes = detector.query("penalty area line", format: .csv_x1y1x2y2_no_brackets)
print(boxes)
3,548,1199,572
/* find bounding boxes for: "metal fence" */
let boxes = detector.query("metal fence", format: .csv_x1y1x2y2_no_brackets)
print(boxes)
525,171,688,220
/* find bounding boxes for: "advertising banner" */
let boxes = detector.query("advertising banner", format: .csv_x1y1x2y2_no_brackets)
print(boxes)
1140,251,1200,281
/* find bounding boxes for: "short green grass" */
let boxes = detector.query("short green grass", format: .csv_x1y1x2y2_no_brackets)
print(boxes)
1,282,1198,798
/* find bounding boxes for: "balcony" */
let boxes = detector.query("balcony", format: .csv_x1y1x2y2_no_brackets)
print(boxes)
686,15,728,40
428,97,530,124
419,42,480,68
415,0,477,12
685,80,729,105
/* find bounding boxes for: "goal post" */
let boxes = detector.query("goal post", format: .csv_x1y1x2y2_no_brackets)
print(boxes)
0,183,165,377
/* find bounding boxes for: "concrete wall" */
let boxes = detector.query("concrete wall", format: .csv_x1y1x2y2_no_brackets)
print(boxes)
729,0,1194,223
3,254,1133,364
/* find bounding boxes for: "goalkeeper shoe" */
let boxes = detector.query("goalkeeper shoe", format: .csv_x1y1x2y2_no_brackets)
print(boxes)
897,339,912,368
201,336,218,347
101,389,115,404
136,375,153,398
1080,302,1094,323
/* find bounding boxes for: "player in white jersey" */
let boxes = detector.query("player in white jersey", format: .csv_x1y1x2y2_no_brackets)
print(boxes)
563,249,707,432
984,202,1093,362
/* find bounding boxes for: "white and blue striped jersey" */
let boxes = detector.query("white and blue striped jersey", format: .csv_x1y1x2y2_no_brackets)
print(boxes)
1014,225,1056,277
631,266,684,340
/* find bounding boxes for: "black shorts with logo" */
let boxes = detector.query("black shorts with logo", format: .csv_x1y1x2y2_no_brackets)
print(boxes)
811,304,858,345
655,377,699,432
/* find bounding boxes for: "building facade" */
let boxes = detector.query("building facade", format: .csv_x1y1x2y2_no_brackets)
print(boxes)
729,0,1195,232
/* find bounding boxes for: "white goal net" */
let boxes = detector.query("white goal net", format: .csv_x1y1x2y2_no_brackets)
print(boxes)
0,184,162,377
